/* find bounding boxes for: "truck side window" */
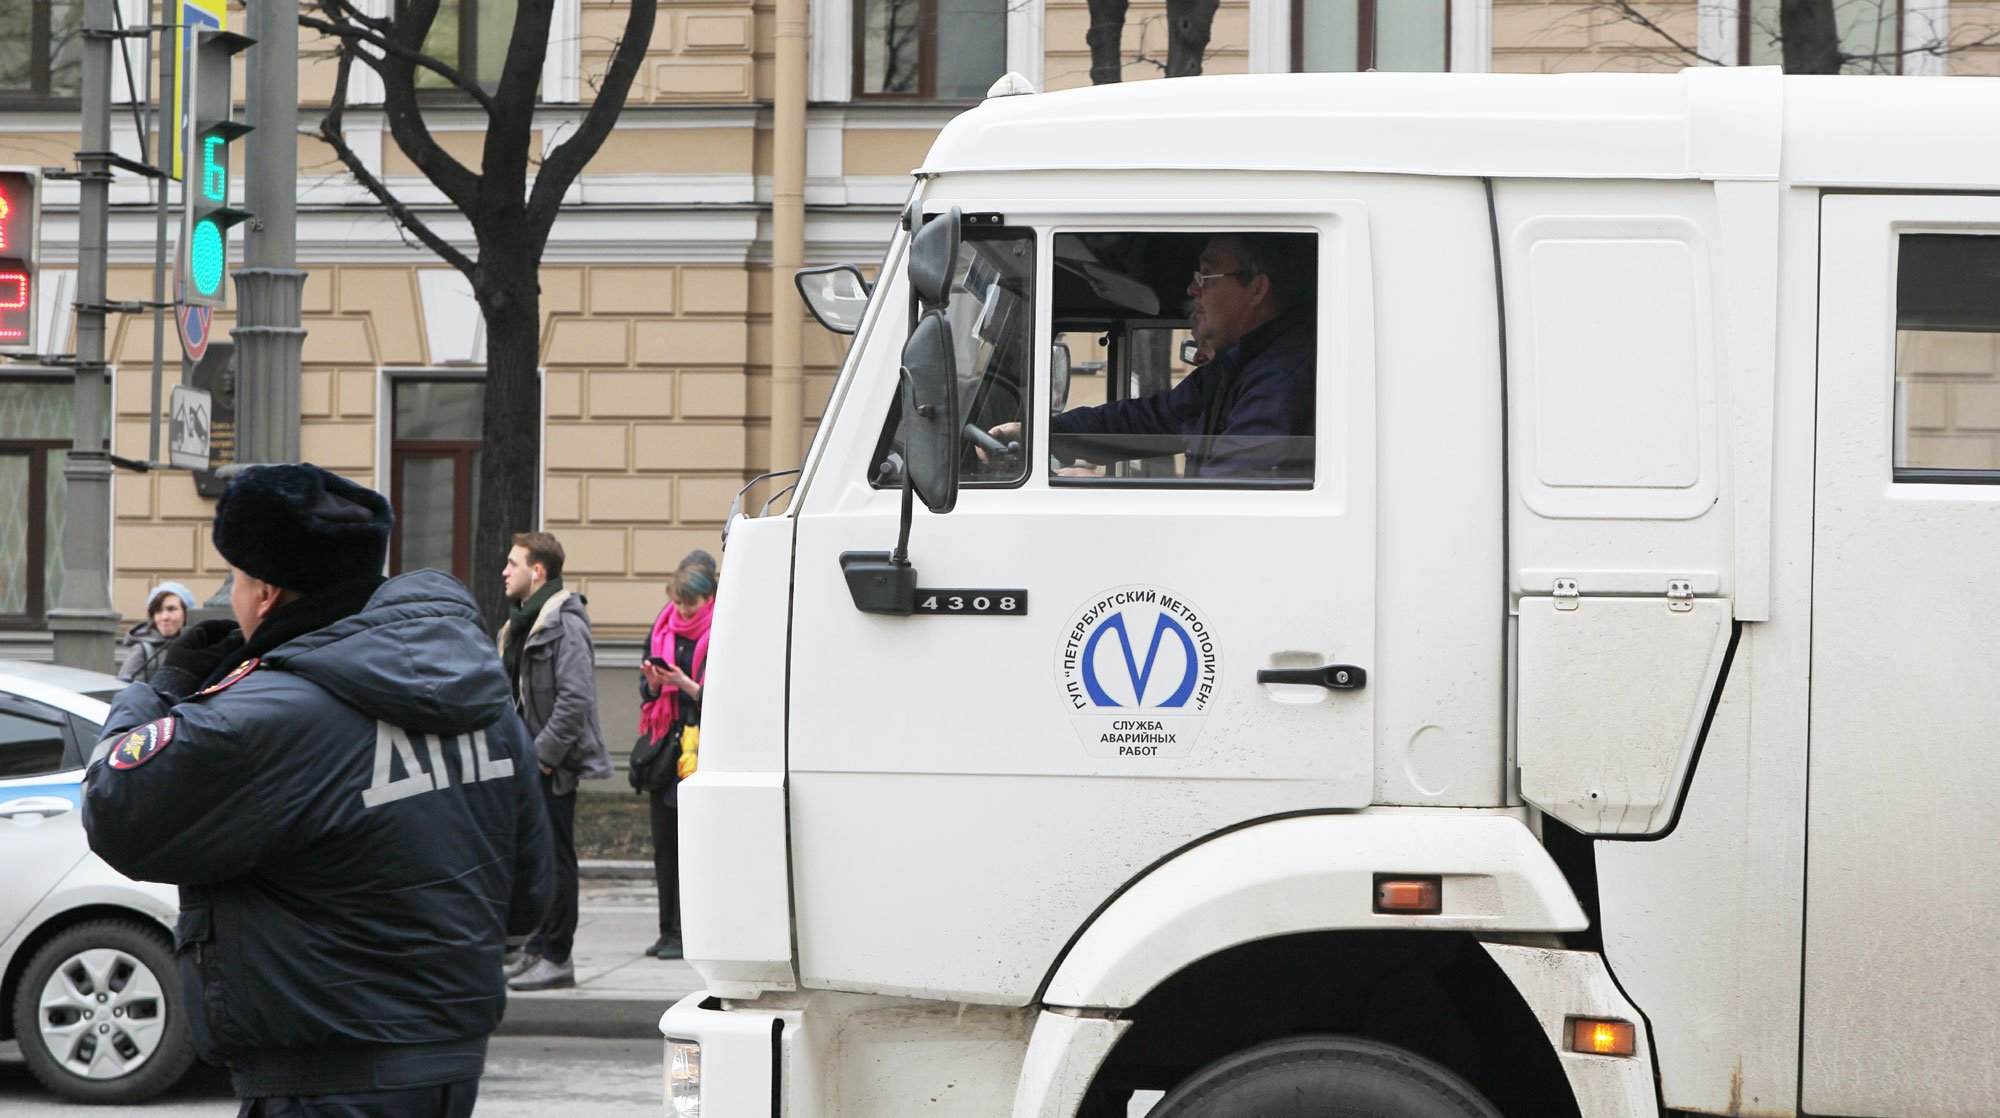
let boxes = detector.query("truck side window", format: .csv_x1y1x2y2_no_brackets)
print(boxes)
1046,231,1316,487
1894,233,2000,482
869,226,1033,489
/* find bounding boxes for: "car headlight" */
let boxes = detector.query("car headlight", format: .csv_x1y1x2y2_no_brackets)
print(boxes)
667,1040,702,1117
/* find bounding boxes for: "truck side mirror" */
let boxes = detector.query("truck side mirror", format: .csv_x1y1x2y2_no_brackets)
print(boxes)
795,264,870,334
900,310,961,514
909,208,962,309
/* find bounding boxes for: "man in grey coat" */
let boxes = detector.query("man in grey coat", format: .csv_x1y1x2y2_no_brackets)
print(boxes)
496,531,611,991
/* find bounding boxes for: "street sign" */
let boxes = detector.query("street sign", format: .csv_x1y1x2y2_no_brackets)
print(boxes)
189,342,236,497
176,276,213,360
169,385,213,469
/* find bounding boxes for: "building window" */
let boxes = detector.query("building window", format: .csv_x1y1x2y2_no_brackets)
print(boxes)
406,0,517,93
0,380,71,629
389,378,483,586
1294,0,1449,72
0,0,83,104
854,0,1007,99
1741,0,1901,73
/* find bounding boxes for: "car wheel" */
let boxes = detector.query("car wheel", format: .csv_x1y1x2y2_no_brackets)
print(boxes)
10,918,197,1104
1150,1034,1505,1118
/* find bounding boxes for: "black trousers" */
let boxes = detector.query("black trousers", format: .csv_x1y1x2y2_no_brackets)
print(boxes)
526,772,578,964
649,788,680,939
237,1080,478,1118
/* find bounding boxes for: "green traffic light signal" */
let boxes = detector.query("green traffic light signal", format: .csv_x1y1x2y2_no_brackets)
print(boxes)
191,218,225,298
177,27,253,311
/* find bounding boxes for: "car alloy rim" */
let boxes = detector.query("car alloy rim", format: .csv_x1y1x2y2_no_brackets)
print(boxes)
36,947,168,1079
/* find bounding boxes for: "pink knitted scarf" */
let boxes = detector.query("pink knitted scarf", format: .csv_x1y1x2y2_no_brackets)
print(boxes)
639,597,711,743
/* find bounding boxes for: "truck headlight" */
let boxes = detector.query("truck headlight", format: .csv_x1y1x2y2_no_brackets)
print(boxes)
667,1040,702,1116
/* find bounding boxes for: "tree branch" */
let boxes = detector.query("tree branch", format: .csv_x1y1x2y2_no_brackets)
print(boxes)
311,0,485,215
299,10,497,112
317,47,478,278
479,0,557,209
1592,0,1726,67
526,0,658,243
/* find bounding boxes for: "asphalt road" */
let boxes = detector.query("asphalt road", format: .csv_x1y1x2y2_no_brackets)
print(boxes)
0,1035,665,1116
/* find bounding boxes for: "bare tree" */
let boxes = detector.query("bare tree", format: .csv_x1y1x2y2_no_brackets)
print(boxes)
1085,0,1220,83
298,0,657,624
1596,0,1998,74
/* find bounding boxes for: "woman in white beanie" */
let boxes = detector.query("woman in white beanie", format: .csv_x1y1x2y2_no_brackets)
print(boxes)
118,581,196,682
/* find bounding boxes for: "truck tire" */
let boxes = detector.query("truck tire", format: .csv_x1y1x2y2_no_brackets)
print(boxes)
10,918,197,1104
1148,1035,1505,1118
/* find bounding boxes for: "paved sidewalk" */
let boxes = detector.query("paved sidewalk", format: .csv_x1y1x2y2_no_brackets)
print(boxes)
499,872,703,1039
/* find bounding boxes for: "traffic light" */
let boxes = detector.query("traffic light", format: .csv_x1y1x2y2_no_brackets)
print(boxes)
0,169,36,353
177,28,253,309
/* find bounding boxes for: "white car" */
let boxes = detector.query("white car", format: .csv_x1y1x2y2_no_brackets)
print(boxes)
0,660,193,1103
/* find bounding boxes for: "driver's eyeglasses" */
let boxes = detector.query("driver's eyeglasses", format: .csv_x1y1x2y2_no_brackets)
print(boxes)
1192,269,1251,290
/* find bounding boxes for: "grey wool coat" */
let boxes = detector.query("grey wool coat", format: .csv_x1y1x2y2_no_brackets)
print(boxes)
497,589,612,795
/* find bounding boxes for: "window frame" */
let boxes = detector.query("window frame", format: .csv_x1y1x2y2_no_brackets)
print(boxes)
867,220,1038,491
0,438,61,629
0,0,82,107
386,374,486,586
402,0,510,98
1889,229,2000,484
1290,0,1452,74
1737,0,1904,73
0,692,70,779
1043,225,1321,492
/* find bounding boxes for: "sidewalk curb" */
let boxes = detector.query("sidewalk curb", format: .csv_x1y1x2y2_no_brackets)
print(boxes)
580,859,653,880
498,994,670,1040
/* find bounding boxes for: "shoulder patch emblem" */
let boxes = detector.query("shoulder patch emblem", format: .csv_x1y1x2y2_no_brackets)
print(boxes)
109,718,177,770
196,657,260,697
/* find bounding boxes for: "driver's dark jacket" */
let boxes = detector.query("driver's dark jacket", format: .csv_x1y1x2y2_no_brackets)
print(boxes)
1051,315,1315,479
81,571,555,1097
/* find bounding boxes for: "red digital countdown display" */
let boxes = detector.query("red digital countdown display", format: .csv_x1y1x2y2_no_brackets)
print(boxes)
0,170,35,350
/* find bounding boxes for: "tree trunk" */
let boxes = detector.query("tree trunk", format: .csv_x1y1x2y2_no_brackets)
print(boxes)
473,268,545,629
1165,0,1220,77
1086,0,1129,84
1780,0,1842,73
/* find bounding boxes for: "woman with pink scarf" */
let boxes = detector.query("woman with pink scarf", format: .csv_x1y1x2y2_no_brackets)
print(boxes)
635,557,715,959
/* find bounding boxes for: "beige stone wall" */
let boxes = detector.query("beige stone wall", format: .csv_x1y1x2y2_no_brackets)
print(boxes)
100,261,763,638
1493,1,1696,74
1896,330,2000,470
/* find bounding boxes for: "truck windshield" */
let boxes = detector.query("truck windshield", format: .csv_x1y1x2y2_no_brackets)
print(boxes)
871,225,1034,488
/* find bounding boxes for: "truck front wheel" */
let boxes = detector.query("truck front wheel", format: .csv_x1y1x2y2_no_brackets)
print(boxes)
1149,1034,1506,1118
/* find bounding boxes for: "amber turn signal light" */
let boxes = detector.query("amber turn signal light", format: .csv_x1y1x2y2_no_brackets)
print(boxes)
1372,874,1442,915
1567,1017,1637,1057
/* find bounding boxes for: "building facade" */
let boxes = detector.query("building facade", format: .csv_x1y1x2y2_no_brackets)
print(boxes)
1,0,1993,670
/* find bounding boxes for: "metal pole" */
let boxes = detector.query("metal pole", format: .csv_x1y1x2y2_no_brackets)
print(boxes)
233,0,304,465
50,0,123,670
150,0,172,465
769,0,808,473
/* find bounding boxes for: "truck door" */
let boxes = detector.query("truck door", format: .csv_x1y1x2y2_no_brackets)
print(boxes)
784,206,1385,1004
1808,194,2000,1117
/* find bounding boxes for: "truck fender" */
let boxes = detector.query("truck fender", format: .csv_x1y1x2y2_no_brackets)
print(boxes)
1039,812,1585,1009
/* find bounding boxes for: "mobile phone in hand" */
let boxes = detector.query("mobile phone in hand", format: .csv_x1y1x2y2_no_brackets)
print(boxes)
644,656,671,671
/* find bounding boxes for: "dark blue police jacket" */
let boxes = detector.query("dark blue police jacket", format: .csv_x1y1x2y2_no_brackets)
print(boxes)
82,570,556,1097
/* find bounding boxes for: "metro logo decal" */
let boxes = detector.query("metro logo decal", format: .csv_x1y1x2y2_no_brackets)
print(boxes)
1058,585,1221,758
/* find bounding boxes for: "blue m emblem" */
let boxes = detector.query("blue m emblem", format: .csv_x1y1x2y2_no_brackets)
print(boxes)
1081,611,1199,708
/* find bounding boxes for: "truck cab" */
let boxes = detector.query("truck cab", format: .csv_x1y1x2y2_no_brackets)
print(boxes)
662,67,2000,1118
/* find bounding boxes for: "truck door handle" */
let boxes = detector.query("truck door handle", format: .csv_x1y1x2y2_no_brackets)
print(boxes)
1256,664,1367,691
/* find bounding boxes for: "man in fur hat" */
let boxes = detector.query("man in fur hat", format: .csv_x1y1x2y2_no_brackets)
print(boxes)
81,463,554,1118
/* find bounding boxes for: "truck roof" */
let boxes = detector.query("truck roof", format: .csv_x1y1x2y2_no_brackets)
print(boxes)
920,68,2000,191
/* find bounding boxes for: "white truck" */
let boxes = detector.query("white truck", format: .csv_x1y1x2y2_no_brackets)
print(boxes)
660,67,2000,1118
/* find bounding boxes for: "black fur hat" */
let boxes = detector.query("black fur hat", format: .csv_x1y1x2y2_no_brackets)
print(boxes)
212,463,394,594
